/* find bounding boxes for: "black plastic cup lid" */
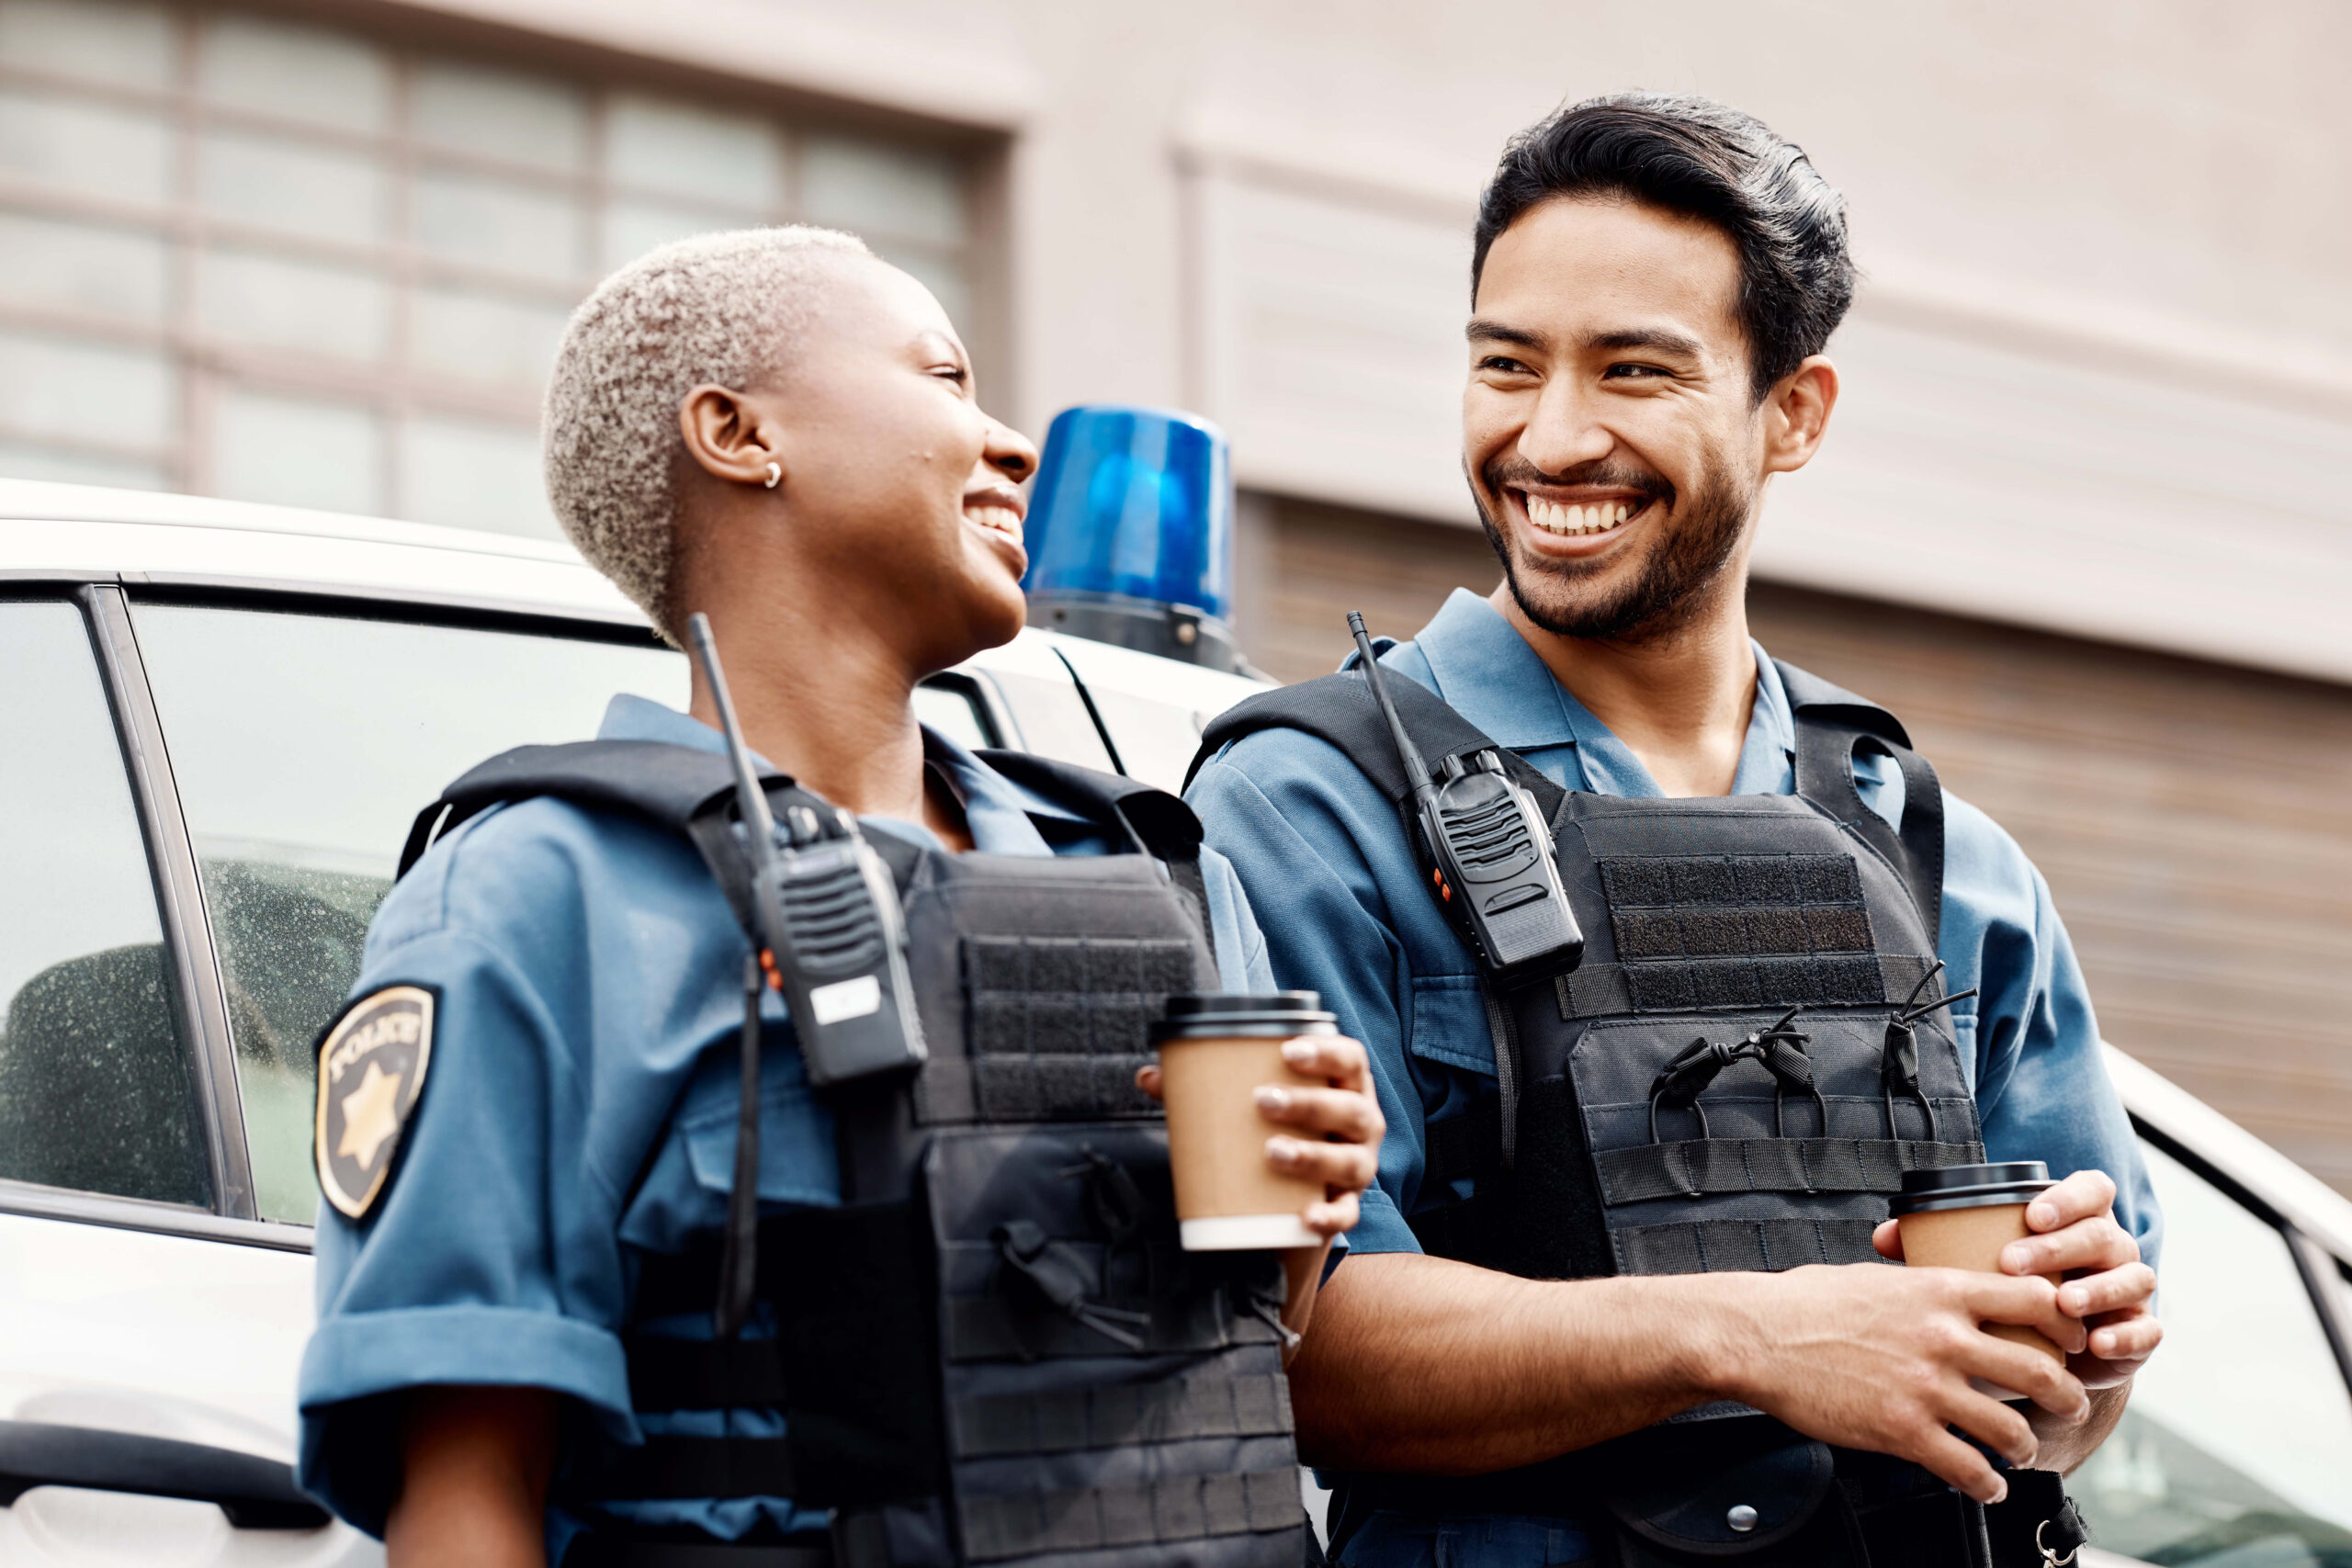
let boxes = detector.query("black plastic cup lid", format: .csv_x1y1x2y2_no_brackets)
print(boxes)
1153,991,1335,1037
1891,1160,2053,1215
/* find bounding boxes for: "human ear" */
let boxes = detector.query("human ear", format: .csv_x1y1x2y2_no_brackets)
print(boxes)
1760,356,1839,478
677,383,785,490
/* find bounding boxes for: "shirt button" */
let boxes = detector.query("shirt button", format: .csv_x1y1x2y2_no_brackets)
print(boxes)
1726,1504,1759,1533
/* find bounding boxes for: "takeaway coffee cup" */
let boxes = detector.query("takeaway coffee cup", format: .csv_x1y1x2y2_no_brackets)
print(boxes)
1893,1161,2064,1378
1151,992,1336,1251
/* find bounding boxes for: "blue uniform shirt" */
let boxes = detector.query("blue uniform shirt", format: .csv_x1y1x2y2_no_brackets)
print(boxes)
299,694,1276,1555
1186,591,2160,1567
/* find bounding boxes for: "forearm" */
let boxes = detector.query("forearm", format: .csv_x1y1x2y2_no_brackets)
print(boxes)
1285,1251,1725,1472
387,1386,557,1568
2031,1379,2131,1475
1280,1240,1334,1351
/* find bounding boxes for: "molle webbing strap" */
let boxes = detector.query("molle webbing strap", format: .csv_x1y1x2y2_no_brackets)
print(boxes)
976,748,1222,975
626,1334,788,1409
586,1434,797,1501
943,1292,1282,1363
957,1465,1305,1563
950,1375,1293,1459
1595,1137,1986,1205
1612,1216,1886,1275
560,1534,833,1567
1554,954,1942,1020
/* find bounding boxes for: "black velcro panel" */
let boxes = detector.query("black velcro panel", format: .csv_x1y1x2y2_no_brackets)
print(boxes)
1594,1138,1987,1205
958,935,1195,1123
1601,854,1859,909
956,1467,1304,1562
950,1374,1294,1458
1612,1217,1885,1275
965,936,1197,1056
1600,852,1882,1019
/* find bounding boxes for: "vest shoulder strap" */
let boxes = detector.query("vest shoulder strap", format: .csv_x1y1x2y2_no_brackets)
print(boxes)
1188,667,1565,815
1772,659,1946,952
398,739,752,877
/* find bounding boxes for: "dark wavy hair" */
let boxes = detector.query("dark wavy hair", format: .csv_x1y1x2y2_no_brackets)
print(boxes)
1473,94,1855,401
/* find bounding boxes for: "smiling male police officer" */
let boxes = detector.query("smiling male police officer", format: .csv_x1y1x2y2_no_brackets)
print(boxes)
297,227,1384,1568
1186,96,2163,1567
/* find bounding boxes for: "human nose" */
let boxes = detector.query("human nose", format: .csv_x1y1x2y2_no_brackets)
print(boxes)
983,417,1037,485
1515,377,1613,477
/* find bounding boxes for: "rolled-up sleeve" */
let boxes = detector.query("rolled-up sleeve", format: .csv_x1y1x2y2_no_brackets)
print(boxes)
1946,795,2162,1274
1190,741,1434,1256
299,919,629,1538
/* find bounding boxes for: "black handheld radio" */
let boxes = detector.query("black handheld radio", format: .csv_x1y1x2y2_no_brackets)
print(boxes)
1349,612,1583,986
685,613,926,1086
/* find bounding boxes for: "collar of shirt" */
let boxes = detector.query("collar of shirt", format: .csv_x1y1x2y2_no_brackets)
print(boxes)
1399,588,1798,798
596,694,1058,857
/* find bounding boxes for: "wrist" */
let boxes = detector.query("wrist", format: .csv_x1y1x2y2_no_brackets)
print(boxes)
1669,1271,1770,1408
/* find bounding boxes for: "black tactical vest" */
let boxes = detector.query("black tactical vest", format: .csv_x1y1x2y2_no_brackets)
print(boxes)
399,744,1307,1568
1192,661,2084,1567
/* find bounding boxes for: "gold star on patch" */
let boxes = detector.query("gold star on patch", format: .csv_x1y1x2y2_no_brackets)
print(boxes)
315,986,435,1220
336,1061,405,1170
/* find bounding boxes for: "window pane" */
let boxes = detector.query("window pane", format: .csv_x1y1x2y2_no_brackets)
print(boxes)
413,167,583,283
606,94,778,209
197,247,389,362
409,286,570,388
0,210,168,321
2075,1141,2352,1559
602,199,746,271
0,86,172,205
801,134,966,247
0,601,208,1206
210,388,381,514
413,60,586,173
913,681,993,751
0,0,172,90
131,604,687,1222
197,128,386,246
400,415,557,539
0,330,173,444
197,14,389,134
0,440,164,489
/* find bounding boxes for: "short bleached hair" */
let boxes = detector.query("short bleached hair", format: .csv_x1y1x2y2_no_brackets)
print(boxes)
542,225,874,626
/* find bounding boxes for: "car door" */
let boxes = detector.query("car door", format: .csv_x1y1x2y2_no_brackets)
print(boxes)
2072,1135,2352,1565
0,590,358,1566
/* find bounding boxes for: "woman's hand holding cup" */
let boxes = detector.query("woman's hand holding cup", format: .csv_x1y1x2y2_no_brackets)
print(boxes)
1134,1032,1384,1238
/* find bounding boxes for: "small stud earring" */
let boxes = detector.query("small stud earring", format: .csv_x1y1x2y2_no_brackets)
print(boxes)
763,461,781,489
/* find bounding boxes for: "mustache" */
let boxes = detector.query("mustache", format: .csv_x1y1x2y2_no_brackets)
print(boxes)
1481,456,1675,507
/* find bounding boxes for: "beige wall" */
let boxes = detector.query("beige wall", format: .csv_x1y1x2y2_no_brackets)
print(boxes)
400,0,2352,682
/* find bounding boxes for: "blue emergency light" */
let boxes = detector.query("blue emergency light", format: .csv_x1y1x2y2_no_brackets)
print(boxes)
1022,404,1239,671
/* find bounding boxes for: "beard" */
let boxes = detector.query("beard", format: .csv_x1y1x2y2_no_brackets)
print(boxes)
1472,452,1754,644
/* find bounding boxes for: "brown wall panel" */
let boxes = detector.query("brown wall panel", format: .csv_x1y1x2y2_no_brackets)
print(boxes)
1241,498,2352,1194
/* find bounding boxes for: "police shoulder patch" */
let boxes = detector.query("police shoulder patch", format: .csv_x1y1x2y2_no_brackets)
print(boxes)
314,985,435,1221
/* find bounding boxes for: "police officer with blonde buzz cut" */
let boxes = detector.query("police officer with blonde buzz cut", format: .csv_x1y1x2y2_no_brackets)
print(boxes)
297,225,1385,1568
1187,95,2161,1568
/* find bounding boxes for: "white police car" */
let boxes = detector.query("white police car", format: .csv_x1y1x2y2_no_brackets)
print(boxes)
1,479,2347,1568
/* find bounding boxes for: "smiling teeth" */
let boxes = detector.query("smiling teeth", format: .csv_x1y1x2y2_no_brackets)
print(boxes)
1526,497,1631,536
967,504,1023,539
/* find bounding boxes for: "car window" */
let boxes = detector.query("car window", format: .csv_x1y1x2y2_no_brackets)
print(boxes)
0,600,209,1206
131,602,686,1223
913,677,997,752
2074,1139,2352,1562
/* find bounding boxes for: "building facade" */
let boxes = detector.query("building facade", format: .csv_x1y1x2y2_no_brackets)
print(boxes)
4,0,2347,1190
